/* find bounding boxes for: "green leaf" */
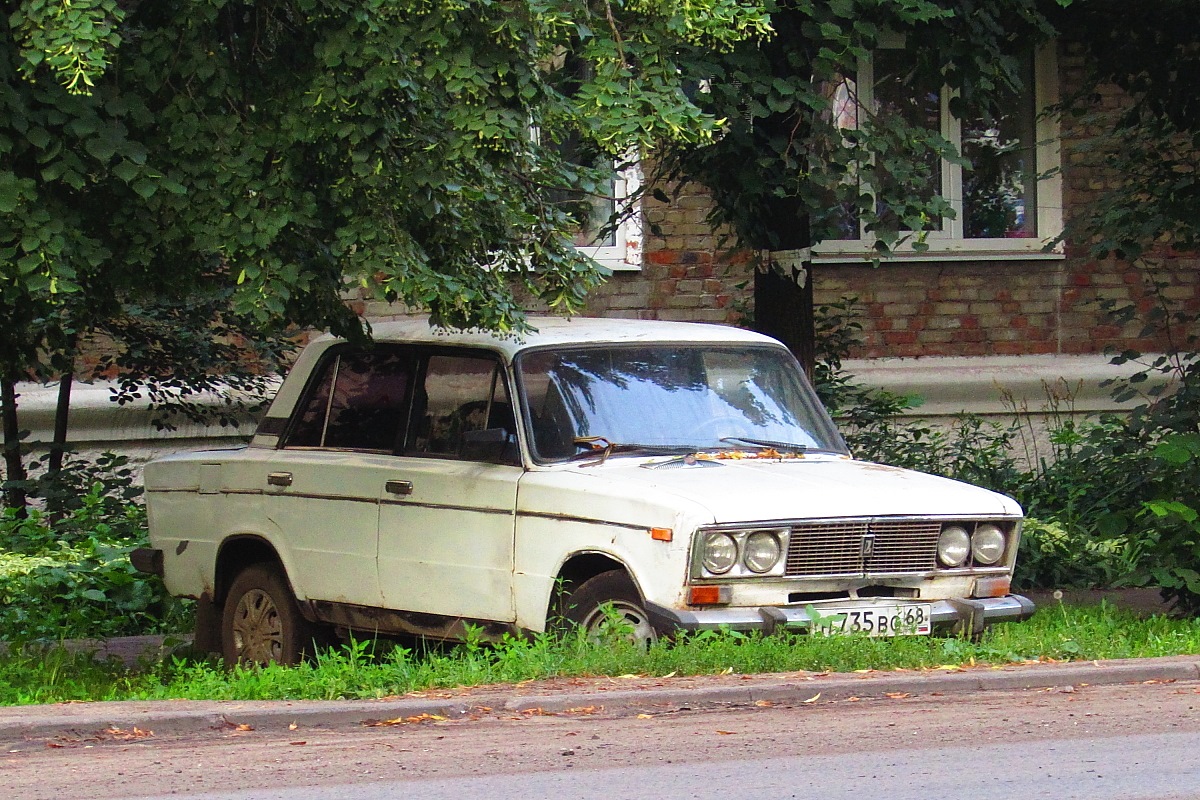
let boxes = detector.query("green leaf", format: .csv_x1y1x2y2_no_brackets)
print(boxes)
0,178,20,212
132,179,158,199
112,160,140,182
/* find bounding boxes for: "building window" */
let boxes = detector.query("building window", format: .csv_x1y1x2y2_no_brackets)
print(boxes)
545,131,643,272
814,42,1062,261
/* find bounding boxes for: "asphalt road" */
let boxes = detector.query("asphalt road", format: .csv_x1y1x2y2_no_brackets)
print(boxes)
164,731,1198,800
3,658,1200,800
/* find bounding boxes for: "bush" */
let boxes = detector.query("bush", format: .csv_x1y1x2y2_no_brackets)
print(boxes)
1013,517,1134,591
0,464,192,644
812,297,1153,594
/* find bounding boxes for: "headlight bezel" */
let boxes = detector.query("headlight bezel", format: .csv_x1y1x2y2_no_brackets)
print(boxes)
692,527,790,579
938,519,1017,570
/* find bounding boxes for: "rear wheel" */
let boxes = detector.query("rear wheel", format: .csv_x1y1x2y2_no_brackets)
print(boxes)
561,570,661,649
221,564,322,667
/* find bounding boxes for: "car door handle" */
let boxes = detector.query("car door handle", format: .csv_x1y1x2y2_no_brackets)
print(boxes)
267,472,293,487
385,480,414,496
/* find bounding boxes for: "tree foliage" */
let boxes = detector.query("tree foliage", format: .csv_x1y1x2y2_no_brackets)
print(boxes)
3,0,772,352
1050,0,1200,260
657,0,1057,255
1,0,770,510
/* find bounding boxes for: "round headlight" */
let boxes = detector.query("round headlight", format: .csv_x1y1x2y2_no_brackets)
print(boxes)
702,532,738,574
938,525,971,567
743,531,782,574
972,523,1007,565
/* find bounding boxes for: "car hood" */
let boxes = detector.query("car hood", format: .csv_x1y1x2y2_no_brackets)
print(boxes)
560,455,1021,523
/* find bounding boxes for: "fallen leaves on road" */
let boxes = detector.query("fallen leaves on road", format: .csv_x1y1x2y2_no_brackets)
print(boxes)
215,717,254,732
803,693,821,704
99,726,154,740
884,692,911,700
716,730,736,735
47,726,155,748
363,713,448,727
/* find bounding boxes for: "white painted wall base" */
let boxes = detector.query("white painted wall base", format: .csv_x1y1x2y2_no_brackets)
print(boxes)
844,354,1169,418
1,354,1166,473
6,380,257,465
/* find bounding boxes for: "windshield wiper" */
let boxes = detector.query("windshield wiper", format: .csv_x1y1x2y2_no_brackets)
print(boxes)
719,436,843,455
568,437,697,465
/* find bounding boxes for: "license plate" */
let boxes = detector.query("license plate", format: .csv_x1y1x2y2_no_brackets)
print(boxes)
810,603,932,637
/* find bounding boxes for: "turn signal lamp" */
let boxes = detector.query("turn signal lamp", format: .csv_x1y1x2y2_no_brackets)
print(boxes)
650,527,674,542
688,586,729,605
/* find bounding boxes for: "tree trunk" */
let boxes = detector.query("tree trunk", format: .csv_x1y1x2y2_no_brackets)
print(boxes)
753,261,815,378
46,372,73,517
1,375,28,515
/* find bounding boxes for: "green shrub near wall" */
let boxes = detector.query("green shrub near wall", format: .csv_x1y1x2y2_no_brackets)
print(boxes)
0,484,190,644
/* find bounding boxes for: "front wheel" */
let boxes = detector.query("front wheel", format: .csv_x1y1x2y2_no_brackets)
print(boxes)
561,570,661,649
221,564,322,667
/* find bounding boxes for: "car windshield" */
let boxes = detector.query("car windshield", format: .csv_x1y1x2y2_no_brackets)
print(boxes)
516,344,849,463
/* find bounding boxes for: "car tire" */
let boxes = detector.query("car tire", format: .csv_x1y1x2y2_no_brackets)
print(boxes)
221,564,323,667
561,570,661,649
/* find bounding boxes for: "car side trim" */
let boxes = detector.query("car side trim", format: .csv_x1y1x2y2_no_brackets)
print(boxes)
516,510,653,532
380,499,515,515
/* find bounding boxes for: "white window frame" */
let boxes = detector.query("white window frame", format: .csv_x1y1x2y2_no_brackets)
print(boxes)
812,42,1062,263
575,157,644,272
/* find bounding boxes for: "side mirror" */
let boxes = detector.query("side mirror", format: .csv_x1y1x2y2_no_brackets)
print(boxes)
461,428,520,465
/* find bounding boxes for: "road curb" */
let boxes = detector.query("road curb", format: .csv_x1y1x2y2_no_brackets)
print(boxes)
3,655,1198,747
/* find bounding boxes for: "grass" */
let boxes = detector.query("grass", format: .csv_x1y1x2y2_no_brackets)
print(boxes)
2,601,1199,707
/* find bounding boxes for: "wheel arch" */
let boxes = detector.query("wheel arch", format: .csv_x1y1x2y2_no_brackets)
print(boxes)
549,550,646,620
213,535,286,606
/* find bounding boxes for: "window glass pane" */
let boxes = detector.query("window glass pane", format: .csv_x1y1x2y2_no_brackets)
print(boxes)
412,355,506,457
322,351,413,451
963,55,1038,238
548,132,617,248
821,74,862,240
872,49,942,226
285,357,336,448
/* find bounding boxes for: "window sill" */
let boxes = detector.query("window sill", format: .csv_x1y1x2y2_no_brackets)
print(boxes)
810,247,1065,265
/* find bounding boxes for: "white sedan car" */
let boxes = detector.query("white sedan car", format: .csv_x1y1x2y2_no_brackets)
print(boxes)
133,316,1033,665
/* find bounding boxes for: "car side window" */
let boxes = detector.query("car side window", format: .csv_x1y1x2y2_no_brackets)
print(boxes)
284,348,414,452
409,354,514,459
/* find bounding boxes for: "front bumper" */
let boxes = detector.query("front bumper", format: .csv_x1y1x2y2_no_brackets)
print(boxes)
647,594,1036,637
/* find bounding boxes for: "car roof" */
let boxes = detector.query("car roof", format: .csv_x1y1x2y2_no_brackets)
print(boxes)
317,316,784,359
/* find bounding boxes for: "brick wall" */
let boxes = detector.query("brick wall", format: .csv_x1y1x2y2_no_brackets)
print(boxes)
580,185,754,324
583,40,1200,360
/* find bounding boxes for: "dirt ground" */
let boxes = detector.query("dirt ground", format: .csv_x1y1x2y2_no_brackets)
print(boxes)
3,676,1197,799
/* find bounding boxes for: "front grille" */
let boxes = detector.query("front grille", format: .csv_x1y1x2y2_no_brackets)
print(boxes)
785,519,942,577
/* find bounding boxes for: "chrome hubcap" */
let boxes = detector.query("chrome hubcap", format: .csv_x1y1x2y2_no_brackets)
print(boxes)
231,588,283,665
583,600,658,649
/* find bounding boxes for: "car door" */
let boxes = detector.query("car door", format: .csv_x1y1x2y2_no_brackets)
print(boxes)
376,350,521,622
261,346,416,608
